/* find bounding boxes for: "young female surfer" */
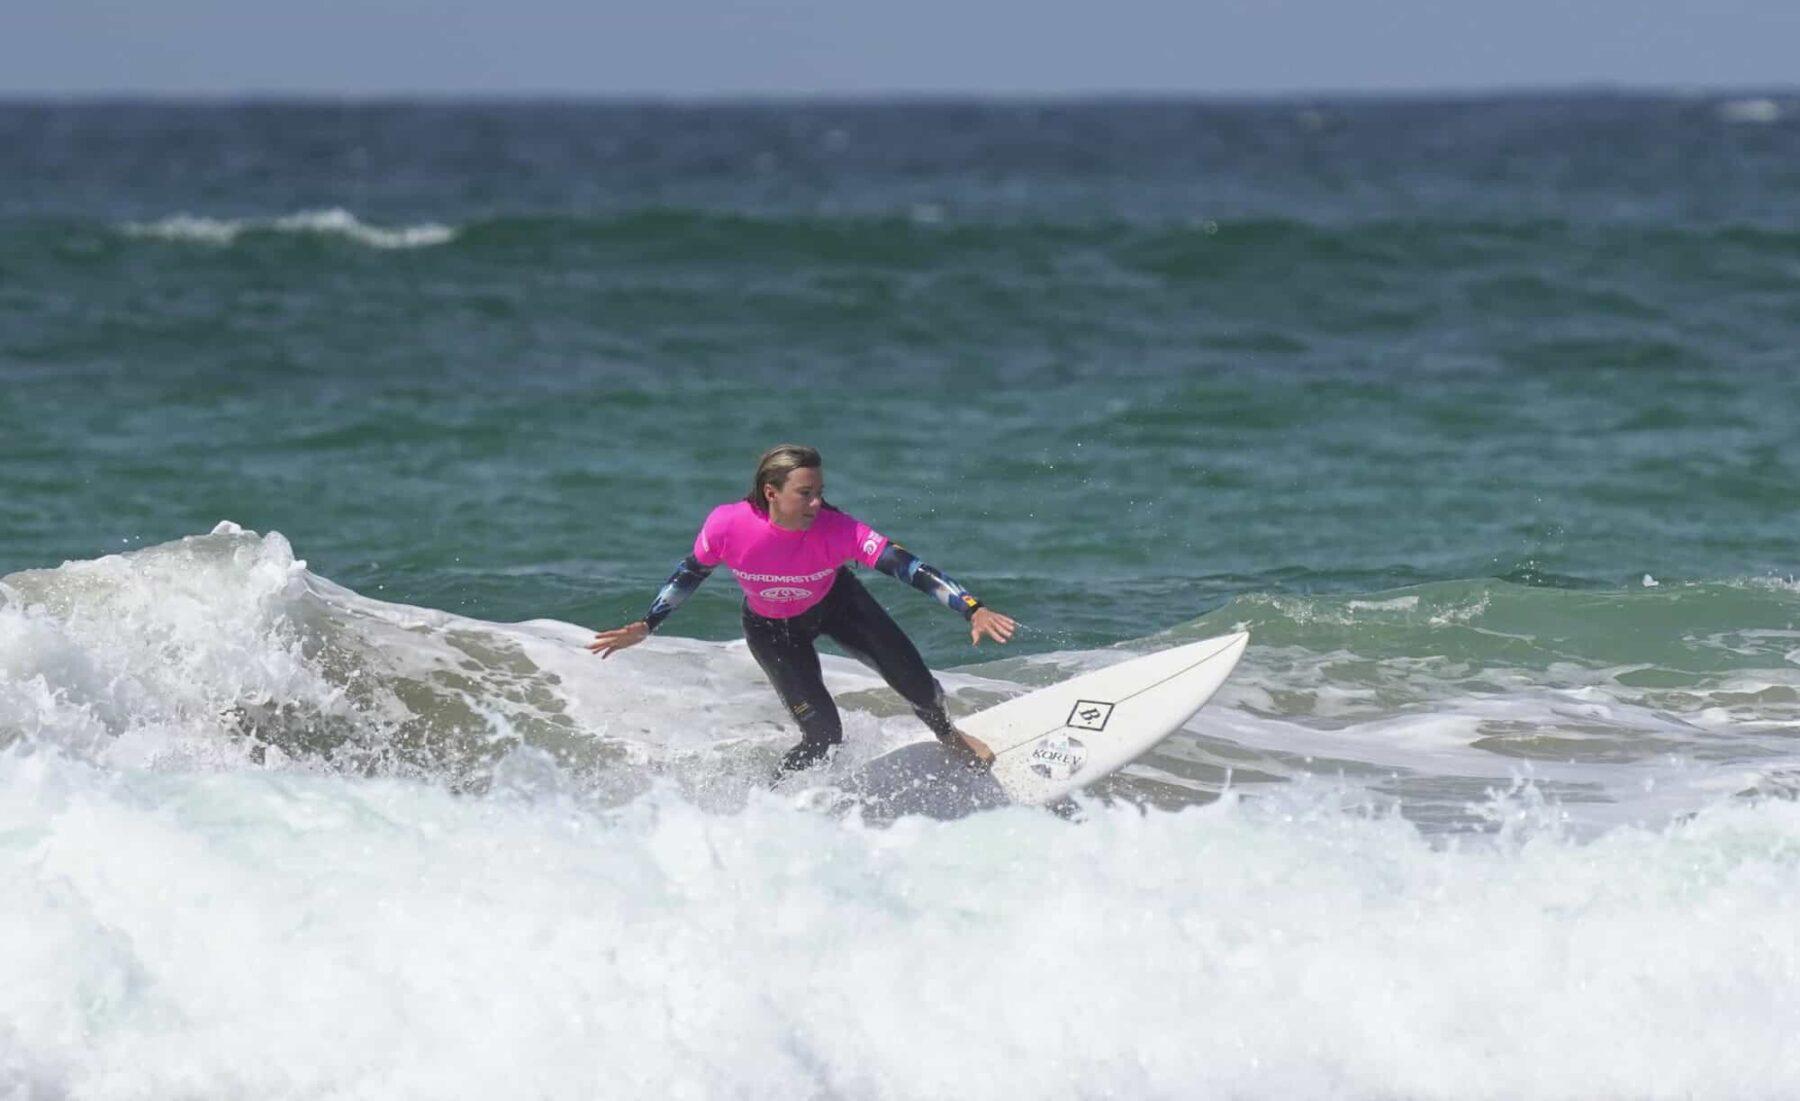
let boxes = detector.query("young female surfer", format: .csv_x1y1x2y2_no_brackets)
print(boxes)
588,444,1017,777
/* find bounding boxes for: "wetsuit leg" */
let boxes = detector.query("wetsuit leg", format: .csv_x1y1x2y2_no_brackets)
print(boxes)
741,604,842,775
818,569,960,743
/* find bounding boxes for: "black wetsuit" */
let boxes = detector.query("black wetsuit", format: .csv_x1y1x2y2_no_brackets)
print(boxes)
640,535,984,777
744,566,959,775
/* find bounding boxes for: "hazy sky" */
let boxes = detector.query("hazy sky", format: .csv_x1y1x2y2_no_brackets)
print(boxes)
7,0,1798,97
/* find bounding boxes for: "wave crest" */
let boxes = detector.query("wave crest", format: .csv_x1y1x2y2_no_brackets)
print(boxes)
7,529,1800,832
120,208,456,249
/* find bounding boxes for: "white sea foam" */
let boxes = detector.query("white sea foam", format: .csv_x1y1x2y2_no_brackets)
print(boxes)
121,208,457,249
1741,574,1800,594
0,525,343,770
1718,97,1783,124
1346,594,1420,612
2,749,1799,1099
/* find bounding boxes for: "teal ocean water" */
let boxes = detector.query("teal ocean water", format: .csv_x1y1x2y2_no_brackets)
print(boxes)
4,96,1800,1096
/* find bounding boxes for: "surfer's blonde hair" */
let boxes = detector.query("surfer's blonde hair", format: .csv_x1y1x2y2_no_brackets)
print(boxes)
746,443,824,515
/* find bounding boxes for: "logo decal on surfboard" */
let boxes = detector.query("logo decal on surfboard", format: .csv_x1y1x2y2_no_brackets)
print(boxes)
1065,700,1115,732
1029,734,1087,781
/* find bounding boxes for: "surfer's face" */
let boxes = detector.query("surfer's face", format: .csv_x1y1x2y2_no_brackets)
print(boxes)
765,466,824,530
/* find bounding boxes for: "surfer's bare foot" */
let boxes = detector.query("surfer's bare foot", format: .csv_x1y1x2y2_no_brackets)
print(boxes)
949,730,994,770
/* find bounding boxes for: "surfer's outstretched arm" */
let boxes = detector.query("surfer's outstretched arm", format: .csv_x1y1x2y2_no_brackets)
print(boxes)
643,554,715,632
587,554,715,658
872,543,1016,645
874,543,982,617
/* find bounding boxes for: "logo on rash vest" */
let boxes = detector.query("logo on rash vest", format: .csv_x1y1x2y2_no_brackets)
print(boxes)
862,534,882,557
734,567,835,583
1028,734,1087,781
1065,699,1115,732
758,586,813,602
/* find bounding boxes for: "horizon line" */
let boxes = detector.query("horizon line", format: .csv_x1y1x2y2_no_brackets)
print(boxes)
2,82,1797,108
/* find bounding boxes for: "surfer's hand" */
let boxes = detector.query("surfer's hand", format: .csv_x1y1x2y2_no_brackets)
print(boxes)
970,607,1016,646
587,620,649,658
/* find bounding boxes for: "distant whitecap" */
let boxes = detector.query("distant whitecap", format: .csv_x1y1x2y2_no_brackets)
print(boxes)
121,207,457,249
1717,98,1782,124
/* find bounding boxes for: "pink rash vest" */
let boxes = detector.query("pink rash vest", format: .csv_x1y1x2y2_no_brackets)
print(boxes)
692,501,890,618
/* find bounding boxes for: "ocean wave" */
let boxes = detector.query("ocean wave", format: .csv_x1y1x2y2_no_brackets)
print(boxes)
6,528,1800,835
44,206,1800,307
119,208,457,249
86,206,1800,254
2,749,1798,1098
0,523,936,801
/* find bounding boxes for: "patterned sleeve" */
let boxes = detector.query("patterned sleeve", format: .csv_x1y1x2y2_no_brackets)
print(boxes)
644,555,715,632
872,542,984,622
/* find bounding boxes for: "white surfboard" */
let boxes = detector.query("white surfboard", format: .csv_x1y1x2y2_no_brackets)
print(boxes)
975,630,1249,804
839,631,1248,812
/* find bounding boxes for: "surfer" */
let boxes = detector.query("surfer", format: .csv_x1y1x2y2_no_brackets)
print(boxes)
589,443,1016,778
